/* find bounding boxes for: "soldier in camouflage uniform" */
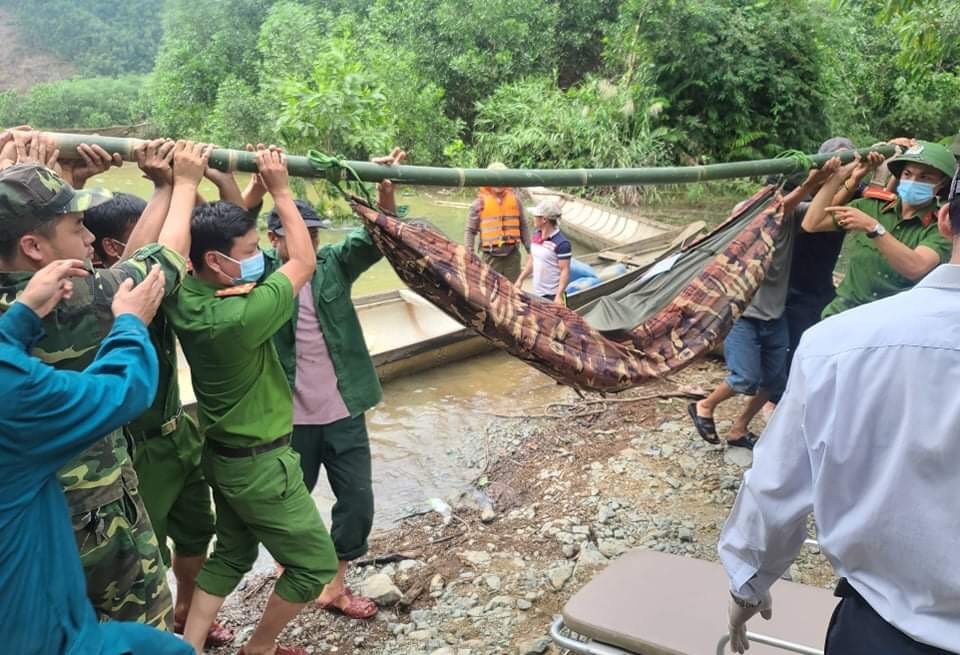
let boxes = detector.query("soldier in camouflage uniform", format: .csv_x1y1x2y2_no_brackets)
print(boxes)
0,133,210,629
84,148,232,645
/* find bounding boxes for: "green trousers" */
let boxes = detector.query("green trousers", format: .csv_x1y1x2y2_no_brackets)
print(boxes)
196,444,338,603
292,414,374,561
482,248,522,281
130,414,215,566
74,483,174,629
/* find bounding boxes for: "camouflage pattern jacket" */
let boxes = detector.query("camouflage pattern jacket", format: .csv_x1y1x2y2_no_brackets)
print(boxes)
0,245,186,515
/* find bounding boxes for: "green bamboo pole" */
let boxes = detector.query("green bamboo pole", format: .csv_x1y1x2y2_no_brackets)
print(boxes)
46,132,896,187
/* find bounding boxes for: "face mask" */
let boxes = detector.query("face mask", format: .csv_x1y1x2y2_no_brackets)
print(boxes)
897,180,937,206
218,249,264,284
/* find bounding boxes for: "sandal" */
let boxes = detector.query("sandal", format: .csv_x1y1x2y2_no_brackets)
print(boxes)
726,433,759,450
173,619,235,648
238,645,307,655
317,588,378,619
687,402,720,444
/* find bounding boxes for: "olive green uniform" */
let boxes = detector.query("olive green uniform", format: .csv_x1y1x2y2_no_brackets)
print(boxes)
0,244,187,628
164,271,337,603
823,197,950,318
126,314,214,566
265,231,382,561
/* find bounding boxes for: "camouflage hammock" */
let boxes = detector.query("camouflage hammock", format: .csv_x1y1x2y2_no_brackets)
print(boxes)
349,186,783,393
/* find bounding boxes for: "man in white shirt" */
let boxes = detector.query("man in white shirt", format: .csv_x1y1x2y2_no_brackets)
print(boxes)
718,168,960,654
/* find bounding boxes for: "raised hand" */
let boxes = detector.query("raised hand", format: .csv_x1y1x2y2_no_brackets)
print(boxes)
255,146,290,197
66,143,123,188
18,259,90,318
172,140,212,188
111,265,165,324
134,139,175,187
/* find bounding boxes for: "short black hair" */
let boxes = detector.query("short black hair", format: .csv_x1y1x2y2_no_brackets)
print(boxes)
190,201,258,271
83,192,147,261
0,215,57,261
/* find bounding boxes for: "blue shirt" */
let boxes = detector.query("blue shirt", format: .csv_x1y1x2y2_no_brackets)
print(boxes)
0,302,190,655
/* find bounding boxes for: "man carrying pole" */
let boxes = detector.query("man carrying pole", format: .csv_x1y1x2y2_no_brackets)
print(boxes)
166,146,337,655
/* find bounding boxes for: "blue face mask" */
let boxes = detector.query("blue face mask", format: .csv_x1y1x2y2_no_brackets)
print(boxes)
219,249,264,284
897,180,937,206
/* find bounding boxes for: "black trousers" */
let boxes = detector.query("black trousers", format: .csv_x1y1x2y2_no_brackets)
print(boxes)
825,579,955,655
291,414,374,561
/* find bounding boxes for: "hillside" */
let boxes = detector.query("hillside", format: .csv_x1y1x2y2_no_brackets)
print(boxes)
0,9,76,92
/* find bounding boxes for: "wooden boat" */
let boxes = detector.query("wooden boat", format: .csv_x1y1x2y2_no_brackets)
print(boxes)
524,187,672,251
177,221,704,406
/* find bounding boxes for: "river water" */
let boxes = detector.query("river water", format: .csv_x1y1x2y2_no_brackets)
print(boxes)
94,166,730,528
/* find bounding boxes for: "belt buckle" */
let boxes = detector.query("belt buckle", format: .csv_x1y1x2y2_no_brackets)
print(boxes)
159,406,183,437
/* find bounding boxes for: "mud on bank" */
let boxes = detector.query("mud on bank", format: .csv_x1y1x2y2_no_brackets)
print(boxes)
207,358,834,655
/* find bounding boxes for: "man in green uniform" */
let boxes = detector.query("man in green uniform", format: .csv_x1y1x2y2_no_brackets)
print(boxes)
83,139,232,647
0,131,210,629
168,147,337,655
263,151,403,619
803,140,956,317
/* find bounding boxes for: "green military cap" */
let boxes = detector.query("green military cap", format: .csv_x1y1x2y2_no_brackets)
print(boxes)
887,140,957,179
0,163,112,223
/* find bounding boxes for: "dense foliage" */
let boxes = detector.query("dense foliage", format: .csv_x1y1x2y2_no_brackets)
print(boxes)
1,0,163,76
0,77,145,129
5,0,959,173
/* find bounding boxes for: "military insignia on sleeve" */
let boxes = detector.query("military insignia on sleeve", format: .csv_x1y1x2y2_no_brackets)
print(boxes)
215,282,256,297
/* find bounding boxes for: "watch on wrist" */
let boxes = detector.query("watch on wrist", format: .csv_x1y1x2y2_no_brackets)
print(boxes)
730,591,762,609
867,223,887,239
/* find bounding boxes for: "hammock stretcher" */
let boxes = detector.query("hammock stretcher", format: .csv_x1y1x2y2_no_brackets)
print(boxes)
350,186,784,393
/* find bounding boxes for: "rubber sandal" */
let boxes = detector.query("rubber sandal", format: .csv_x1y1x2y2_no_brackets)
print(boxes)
317,588,378,620
173,619,235,648
726,433,759,450
687,402,720,444
238,645,307,655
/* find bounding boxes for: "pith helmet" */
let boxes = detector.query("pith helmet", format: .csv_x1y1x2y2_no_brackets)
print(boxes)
887,141,957,180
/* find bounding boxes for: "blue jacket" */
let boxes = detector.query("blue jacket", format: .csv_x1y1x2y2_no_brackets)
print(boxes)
0,301,190,655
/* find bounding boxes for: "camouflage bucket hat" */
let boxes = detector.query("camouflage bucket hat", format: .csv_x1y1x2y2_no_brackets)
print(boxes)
887,141,957,180
0,163,112,223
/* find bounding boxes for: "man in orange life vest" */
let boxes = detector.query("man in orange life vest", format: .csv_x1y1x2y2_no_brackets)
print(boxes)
464,162,531,281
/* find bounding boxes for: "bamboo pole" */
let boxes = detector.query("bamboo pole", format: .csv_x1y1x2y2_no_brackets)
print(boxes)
45,132,896,188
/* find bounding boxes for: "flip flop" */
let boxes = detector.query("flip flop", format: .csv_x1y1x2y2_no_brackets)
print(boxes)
317,588,378,619
726,433,759,450
173,619,234,648
687,402,720,444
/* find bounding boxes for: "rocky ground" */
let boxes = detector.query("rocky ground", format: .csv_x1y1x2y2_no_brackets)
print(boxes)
209,357,834,654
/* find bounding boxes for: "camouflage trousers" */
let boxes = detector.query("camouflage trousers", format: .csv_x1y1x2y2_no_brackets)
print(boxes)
73,484,174,630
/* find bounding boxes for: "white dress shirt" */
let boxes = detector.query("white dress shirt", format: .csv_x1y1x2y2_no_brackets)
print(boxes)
719,264,960,652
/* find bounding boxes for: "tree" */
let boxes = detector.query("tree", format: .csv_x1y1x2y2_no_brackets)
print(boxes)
607,0,831,160
147,0,273,137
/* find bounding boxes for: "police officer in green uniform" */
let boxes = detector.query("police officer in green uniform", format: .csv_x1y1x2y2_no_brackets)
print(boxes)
0,131,208,629
262,150,404,620
82,139,231,647
803,140,956,317
165,146,337,655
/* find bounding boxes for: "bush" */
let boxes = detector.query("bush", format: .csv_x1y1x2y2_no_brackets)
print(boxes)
0,76,145,129
607,0,830,161
473,75,676,202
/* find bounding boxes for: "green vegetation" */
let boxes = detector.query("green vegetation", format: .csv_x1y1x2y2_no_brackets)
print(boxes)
0,77,145,129
1,0,162,76
4,0,959,186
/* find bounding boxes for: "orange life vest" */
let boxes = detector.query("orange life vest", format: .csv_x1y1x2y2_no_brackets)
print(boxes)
478,188,522,249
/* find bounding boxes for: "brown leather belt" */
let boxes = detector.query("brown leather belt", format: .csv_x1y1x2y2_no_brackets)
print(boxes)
209,434,290,459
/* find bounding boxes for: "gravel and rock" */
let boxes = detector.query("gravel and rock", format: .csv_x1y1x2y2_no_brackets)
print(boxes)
205,359,834,654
